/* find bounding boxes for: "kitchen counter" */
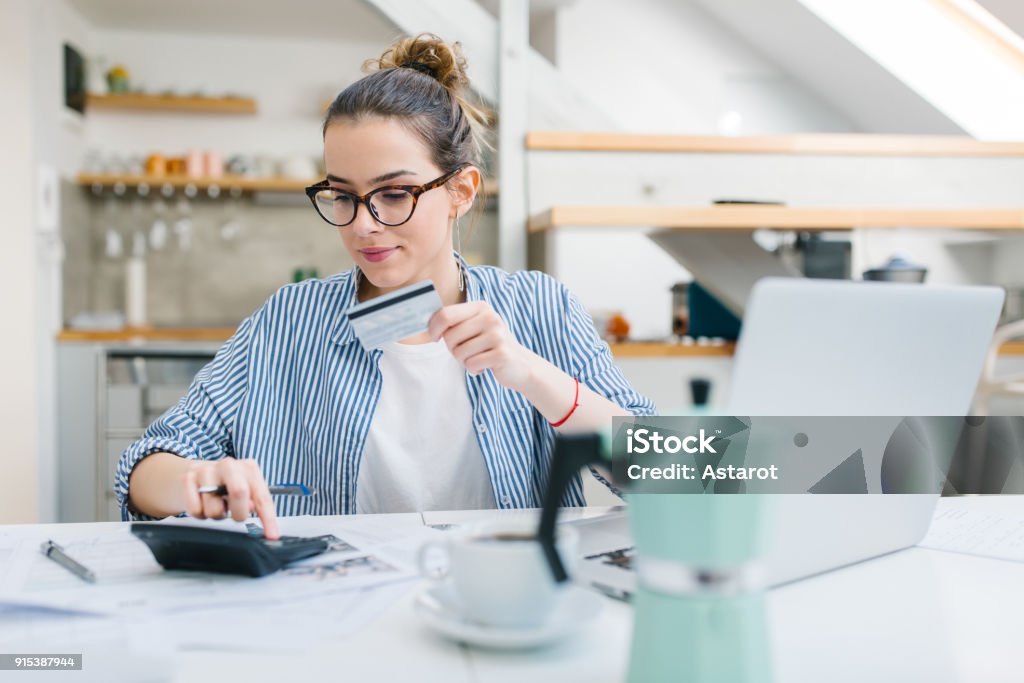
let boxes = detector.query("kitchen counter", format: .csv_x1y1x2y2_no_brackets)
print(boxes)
58,327,236,343
57,328,1024,357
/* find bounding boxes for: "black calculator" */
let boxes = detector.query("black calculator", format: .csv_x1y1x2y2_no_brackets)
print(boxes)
130,523,333,577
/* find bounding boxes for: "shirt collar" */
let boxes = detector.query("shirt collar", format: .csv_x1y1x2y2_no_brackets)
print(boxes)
330,252,478,347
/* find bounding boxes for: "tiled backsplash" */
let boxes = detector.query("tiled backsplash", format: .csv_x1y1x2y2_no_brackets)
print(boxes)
61,181,498,328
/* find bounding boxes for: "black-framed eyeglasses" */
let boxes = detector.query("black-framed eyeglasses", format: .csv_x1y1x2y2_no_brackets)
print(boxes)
305,166,466,228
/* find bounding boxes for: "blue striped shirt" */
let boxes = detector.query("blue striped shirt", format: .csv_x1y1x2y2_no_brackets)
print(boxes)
114,257,657,520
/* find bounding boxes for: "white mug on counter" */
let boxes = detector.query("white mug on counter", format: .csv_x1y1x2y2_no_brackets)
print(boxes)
417,517,579,628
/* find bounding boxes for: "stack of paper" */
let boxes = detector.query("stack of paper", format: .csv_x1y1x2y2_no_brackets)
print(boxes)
0,515,443,654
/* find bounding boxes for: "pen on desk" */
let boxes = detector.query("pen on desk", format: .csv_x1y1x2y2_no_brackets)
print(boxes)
197,483,316,497
40,540,95,584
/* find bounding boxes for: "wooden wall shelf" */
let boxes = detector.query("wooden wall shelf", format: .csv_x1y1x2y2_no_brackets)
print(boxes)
529,206,1024,232
78,173,313,193
78,173,500,197
609,342,736,357
57,328,237,343
525,132,1024,157
85,93,257,114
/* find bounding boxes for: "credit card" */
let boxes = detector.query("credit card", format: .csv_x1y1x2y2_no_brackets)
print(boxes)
346,280,443,350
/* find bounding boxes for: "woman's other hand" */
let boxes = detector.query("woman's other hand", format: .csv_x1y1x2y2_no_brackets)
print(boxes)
428,302,535,390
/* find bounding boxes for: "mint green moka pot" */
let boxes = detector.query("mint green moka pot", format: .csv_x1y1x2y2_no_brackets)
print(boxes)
537,433,772,683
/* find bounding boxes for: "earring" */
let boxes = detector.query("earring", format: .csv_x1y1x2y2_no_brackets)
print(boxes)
454,214,465,293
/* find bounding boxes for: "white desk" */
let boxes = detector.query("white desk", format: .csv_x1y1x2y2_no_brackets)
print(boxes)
2,498,1023,682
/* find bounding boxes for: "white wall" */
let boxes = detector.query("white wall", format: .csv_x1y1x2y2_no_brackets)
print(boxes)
84,30,391,160
34,2,93,177
555,0,853,135
0,0,40,524
992,240,1024,288
691,0,964,136
543,0,858,339
24,0,95,522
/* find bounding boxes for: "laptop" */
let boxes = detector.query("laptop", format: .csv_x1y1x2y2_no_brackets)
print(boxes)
572,278,1005,597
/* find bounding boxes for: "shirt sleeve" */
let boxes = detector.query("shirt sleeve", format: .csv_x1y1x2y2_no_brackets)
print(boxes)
561,284,658,418
555,279,657,500
113,311,260,521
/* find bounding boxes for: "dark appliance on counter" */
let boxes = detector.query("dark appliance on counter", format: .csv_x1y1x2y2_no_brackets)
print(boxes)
797,233,851,280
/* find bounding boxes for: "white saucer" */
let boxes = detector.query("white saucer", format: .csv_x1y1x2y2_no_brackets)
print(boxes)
414,581,604,649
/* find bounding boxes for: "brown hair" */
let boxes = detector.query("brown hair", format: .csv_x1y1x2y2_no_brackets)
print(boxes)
323,33,492,188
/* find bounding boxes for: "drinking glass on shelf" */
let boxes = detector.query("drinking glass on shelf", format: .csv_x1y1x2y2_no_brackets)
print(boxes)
102,194,123,260
149,196,169,252
219,186,243,243
173,185,196,252
83,149,107,174
121,188,149,258
108,154,129,175
126,155,146,176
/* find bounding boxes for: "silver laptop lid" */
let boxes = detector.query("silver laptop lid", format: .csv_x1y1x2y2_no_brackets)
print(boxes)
727,278,1004,416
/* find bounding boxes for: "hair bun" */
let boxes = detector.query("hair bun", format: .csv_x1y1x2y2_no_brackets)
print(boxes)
402,61,438,78
372,33,469,93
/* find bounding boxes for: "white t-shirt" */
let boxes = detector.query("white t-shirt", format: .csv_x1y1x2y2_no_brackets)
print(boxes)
355,338,498,514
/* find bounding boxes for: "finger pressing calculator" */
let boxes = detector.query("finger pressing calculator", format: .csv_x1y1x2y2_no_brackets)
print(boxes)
130,523,335,578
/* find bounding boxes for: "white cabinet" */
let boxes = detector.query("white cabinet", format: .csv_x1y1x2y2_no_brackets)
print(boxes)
58,343,217,522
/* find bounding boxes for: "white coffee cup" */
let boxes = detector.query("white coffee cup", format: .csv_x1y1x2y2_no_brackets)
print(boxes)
417,518,579,628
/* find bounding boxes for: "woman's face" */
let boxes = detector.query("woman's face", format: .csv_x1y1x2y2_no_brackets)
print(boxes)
322,117,473,294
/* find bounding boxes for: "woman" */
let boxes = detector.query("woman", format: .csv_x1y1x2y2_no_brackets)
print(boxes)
116,34,655,539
